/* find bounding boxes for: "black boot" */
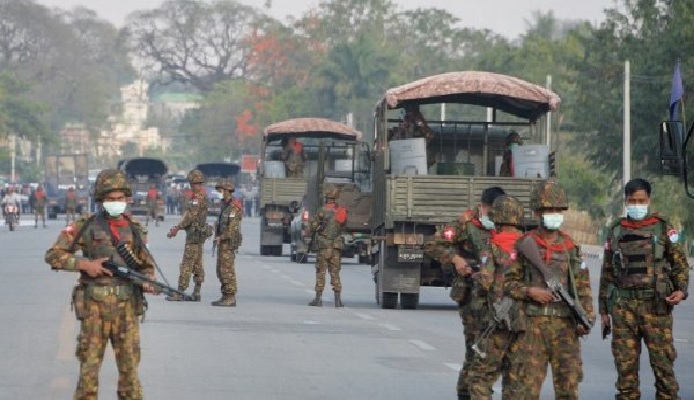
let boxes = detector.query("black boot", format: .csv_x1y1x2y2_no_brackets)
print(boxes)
308,292,323,307
211,294,236,307
334,292,344,308
191,284,201,302
166,286,186,301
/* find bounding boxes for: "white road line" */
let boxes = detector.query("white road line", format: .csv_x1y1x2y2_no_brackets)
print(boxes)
289,280,304,287
303,320,320,325
409,339,436,351
444,363,461,371
270,269,280,273
674,338,690,344
280,274,291,280
353,312,375,321
380,323,401,331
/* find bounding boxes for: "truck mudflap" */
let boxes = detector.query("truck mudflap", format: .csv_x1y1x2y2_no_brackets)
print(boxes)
381,263,421,293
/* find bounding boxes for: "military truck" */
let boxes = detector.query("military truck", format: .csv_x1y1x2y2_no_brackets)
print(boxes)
371,71,561,309
259,118,361,256
118,157,167,220
194,162,241,216
287,136,373,263
44,154,89,219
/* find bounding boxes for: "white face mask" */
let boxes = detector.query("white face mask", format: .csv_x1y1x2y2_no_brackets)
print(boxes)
479,215,495,230
541,213,564,231
625,204,648,220
102,201,127,217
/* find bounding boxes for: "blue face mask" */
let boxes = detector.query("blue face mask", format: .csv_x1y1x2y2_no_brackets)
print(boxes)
479,215,495,230
509,143,519,150
541,213,564,231
626,204,648,220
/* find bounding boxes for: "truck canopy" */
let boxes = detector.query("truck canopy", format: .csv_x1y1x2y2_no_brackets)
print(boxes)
120,158,168,178
378,71,561,121
195,163,241,178
263,118,361,142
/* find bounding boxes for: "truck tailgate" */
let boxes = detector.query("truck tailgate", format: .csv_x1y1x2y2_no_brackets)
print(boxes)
260,178,308,207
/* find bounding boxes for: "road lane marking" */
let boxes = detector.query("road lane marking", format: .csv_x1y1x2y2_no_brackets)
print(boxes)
381,323,401,331
674,338,689,343
303,320,320,325
409,339,436,351
289,280,304,287
444,363,461,371
353,312,375,321
270,269,280,273
56,306,76,362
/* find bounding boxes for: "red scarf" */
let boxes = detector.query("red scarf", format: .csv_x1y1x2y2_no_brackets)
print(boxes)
530,231,572,262
620,216,659,229
107,217,129,241
491,231,522,255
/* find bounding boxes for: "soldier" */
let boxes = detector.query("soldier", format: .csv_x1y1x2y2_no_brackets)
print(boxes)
211,178,243,307
166,169,211,301
44,169,155,400
281,138,305,178
65,186,77,226
145,183,159,227
504,179,594,399
34,185,47,228
424,186,505,400
308,184,348,307
468,195,525,399
599,178,688,400
499,131,522,177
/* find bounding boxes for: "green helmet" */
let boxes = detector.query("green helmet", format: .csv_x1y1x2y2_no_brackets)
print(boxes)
187,169,206,184
215,178,235,191
530,179,568,211
490,195,524,225
94,169,131,201
324,184,340,199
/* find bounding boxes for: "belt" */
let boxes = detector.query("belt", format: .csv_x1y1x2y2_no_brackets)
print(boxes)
616,288,655,299
85,283,134,299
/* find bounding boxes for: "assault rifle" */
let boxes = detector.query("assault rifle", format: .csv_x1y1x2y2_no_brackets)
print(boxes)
516,236,593,330
471,297,514,358
298,220,325,263
212,222,219,257
107,243,193,301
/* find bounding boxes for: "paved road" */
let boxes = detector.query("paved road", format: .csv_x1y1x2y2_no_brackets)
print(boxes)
1,215,692,399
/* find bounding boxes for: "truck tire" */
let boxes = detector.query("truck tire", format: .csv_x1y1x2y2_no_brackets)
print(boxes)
260,245,272,256
381,292,398,309
272,245,283,256
400,293,419,310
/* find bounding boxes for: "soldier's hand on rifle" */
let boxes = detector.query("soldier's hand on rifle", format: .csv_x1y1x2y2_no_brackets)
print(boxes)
666,290,685,305
78,257,112,278
525,287,554,305
167,227,179,238
452,255,471,276
142,274,156,294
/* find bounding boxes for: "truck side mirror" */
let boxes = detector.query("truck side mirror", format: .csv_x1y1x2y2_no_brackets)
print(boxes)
659,121,684,176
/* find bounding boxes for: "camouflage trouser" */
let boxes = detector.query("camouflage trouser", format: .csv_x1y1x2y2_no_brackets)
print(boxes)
145,204,157,226
34,207,45,226
177,243,204,290
510,316,582,400
458,299,479,397
216,241,238,295
468,329,520,399
75,289,142,400
611,298,679,400
66,207,76,225
314,247,341,293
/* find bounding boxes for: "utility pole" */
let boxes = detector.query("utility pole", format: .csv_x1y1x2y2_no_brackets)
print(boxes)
546,75,553,147
623,60,631,187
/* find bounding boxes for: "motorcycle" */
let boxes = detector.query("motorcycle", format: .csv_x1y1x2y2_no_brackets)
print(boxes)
4,203,19,231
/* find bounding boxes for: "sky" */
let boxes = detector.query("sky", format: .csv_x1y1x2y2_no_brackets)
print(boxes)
36,0,616,39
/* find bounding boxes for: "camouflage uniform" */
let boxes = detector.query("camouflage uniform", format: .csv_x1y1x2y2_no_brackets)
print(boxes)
308,184,348,307
425,208,493,399
468,196,525,399
504,180,595,400
66,187,78,225
167,169,210,301
282,139,305,178
599,213,689,400
44,169,154,400
145,185,159,227
212,179,243,307
34,187,47,228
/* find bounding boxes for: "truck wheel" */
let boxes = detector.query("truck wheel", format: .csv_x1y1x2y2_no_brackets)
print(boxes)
358,254,373,265
272,246,283,256
260,245,271,256
381,292,398,309
290,249,297,262
400,293,419,310
296,253,308,263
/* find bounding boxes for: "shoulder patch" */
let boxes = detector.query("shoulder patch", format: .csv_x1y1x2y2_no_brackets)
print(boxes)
63,224,76,235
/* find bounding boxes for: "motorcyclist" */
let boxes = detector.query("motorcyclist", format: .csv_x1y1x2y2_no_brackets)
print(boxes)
2,187,22,220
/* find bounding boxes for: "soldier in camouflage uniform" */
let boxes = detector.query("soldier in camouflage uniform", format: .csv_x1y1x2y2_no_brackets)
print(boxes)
424,186,505,400
308,184,348,307
281,138,305,178
145,183,159,227
65,186,78,226
211,178,243,307
468,195,525,399
44,169,155,400
166,169,211,302
34,185,47,228
599,178,689,400
504,179,595,400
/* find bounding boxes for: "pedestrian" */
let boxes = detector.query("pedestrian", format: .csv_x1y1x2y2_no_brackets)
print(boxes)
467,195,526,399
145,183,159,227
282,138,306,178
308,184,348,307
211,178,243,307
424,186,505,400
44,169,155,400
599,178,689,400
34,185,47,228
499,131,522,177
504,179,595,399
65,186,77,226
166,169,211,302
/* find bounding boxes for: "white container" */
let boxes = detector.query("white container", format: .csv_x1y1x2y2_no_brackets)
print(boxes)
334,159,354,172
389,138,428,176
512,144,549,178
264,161,286,178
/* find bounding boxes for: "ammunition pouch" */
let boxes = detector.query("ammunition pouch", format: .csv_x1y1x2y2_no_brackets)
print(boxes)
71,284,87,320
88,283,134,302
449,275,469,303
133,285,147,317
187,223,212,244
526,302,572,318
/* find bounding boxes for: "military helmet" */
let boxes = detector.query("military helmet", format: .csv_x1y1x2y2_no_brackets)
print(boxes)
324,184,340,199
187,169,206,184
94,169,131,201
215,178,235,191
490,195,524,225
529,179,568,211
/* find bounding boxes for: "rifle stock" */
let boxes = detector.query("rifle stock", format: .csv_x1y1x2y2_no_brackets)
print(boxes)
516,236,593,330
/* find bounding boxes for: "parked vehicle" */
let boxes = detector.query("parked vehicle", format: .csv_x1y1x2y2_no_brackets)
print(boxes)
44,154,89,219
194,162,240,216
118,157,168,220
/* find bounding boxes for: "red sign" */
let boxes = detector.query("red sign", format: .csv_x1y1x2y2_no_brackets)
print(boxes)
241,155,260,172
